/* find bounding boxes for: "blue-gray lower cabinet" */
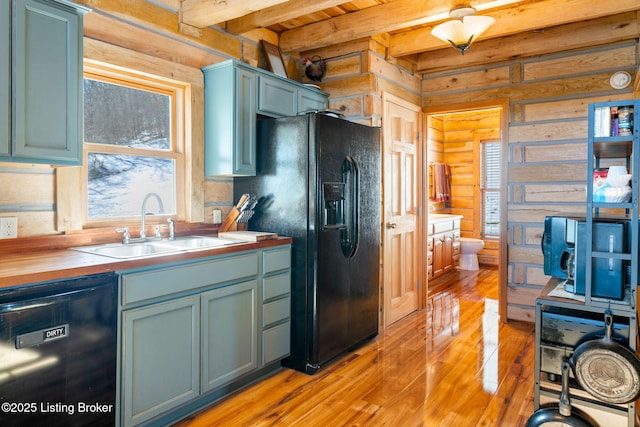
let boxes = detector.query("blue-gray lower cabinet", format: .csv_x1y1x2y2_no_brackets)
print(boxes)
201,280,259,393
261,247,292,365
262,273,291,365
117,245,291,427
122,296,200,427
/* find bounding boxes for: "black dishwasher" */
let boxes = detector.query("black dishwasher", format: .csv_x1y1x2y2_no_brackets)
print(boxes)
0,272,117,427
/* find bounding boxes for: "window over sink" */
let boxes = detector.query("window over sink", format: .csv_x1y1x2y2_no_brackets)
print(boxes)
82,61,185,225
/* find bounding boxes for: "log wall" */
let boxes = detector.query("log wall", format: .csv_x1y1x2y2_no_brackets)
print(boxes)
300,36,422,126
2,0,639,325
423,40,639,322
0,1,421,238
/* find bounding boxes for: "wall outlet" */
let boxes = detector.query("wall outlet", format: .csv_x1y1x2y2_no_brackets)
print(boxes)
212,209,222,224
0,217,18,239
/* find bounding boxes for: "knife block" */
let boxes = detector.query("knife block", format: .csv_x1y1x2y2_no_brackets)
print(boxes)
219,207,240,232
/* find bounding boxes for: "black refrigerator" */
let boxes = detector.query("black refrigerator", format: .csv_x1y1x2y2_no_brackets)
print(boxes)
234,112,381,374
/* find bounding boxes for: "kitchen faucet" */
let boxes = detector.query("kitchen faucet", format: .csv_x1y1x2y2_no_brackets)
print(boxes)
140,193,165,239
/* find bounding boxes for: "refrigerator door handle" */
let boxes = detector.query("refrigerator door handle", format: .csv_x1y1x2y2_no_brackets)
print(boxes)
341,156,359,258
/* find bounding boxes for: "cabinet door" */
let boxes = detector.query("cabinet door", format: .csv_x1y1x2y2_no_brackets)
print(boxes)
12,0,82,165
258,75,296,117
234,67,257,175
0,0,9,158
443,233,454,273
122,296,200,427
432,236,444,277
201,280,259,393
298,89,328,113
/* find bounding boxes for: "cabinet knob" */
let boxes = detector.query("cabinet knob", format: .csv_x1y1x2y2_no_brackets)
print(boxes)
386,222,397,229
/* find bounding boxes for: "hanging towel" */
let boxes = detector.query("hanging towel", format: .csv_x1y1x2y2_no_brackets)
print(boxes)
430,163,451,202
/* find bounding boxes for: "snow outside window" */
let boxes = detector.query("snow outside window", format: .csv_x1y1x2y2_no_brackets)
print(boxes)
83,65,184,222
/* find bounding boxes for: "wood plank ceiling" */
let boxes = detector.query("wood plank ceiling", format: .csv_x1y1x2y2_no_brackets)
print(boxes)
163,0,640,72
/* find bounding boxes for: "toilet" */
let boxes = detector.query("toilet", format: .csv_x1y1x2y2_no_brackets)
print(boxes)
459,237,484,270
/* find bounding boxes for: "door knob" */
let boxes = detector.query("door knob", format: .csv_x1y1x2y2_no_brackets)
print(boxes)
386,222,397,229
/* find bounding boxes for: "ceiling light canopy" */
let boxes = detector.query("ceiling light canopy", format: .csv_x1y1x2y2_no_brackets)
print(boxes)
431,6,495,55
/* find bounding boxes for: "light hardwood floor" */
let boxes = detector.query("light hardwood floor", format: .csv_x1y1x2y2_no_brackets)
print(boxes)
174,267,536,426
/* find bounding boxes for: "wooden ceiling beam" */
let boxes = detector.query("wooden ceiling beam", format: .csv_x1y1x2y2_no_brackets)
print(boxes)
416,12,640,74
225,0,347,35
391,0,640,57
75,0,241,59
279,0,488,54
181,0,290,28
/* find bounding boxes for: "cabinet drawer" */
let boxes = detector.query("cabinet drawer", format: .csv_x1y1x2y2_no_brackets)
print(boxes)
263,296,290,327
433,220,454,234
121,253,259,305
262,321,290,365
263,273,290,301
427,251,433,265
258,75,296,117
427,237,433,251
263,247,291,274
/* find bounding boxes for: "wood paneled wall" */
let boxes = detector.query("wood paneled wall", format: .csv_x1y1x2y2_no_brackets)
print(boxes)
3,1,638,327
423,39,639,322
1,1,421,237
0,164,56,236
300,37,422,126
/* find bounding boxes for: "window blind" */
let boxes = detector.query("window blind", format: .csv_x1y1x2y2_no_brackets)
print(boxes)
481,142,501,238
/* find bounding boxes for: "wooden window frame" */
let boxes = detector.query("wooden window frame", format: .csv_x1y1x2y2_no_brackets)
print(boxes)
81,61,186,228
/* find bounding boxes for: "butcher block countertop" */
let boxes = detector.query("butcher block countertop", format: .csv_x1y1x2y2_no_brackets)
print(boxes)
0,224,291,290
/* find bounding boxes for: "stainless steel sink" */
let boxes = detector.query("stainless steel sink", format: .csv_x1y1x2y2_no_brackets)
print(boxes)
71,236,243,259
154,236,240,250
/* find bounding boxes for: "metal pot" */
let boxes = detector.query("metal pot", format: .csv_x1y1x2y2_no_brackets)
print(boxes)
526,360,597,427
570,312,640,404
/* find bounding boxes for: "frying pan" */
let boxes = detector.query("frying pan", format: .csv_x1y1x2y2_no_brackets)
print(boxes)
570,312,640,404
526,360,597,427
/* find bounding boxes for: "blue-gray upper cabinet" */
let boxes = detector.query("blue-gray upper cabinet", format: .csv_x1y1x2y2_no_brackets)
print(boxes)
202,61,257,176
0,1,9,157
258,74,297,117
202,59,328,176
298,86,329,114
4,0,87,165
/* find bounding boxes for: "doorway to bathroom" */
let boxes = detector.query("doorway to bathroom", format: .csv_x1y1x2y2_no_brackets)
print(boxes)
425,100,508,318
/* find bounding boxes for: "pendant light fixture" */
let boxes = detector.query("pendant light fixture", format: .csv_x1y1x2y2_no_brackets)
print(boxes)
431,6,495,55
